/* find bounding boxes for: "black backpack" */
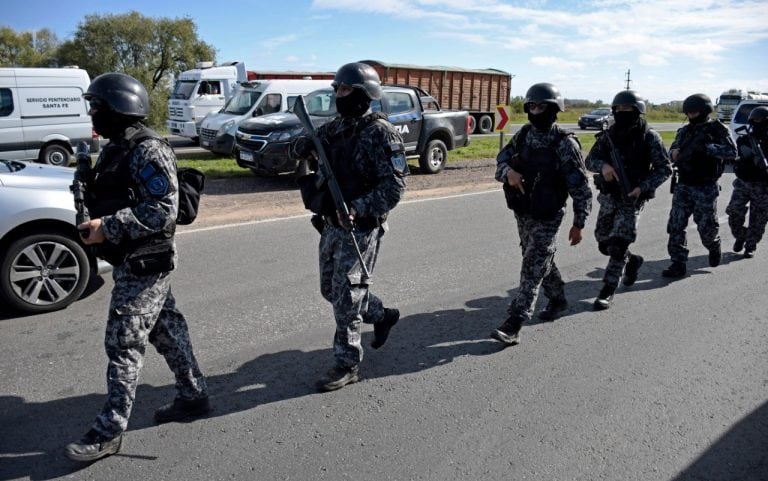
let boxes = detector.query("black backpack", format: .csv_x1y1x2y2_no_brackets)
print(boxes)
128,128,205,225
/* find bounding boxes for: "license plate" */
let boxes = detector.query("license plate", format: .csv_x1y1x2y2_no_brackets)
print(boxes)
239,150,253,162
201,140,209,147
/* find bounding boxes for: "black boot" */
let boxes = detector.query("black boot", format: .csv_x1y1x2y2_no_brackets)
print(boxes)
622,254,644,287
154,396,211,424
662,261,687,278
371,308,400,349
733,238,745,253
316,365,360,392
538,297,568,321
491,316,523,346
64,429,122,462
593,284,616,311
708,242,722,267
744,244,756,258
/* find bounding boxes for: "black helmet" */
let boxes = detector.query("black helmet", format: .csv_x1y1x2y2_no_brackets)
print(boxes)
748,106,768,123
682,93,713,115
332,62,382,100
524,83,564,112
611,90,646,114
83,72,149,118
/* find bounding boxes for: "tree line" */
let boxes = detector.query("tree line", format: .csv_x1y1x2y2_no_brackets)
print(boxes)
1,11,216,128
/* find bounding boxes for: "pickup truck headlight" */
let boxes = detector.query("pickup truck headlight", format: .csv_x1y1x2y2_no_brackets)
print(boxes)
218,119,236,136
268,128,302,142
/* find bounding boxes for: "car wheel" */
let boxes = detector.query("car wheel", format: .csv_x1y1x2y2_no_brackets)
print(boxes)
419,139,447,174
0,233,90,313
40,143,72,166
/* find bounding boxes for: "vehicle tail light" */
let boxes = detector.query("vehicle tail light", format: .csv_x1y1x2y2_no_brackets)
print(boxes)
466,115,472,136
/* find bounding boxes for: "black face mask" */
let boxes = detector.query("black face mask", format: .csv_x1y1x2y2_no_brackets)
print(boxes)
527,107,557,130
613,110,640,129
688,112,708,125
750,122,768,137
335,88,371,117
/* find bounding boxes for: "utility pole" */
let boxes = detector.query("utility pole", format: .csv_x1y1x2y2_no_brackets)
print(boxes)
625,69,632,90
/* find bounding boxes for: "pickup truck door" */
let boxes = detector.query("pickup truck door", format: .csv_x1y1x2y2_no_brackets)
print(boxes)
382,91,422,151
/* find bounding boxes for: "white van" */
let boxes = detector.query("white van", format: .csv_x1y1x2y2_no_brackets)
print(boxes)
198,78,332,154
0,67,96,166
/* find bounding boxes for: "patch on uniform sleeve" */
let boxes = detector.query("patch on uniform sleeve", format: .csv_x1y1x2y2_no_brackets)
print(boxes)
389,141,408,177
139,162,171,197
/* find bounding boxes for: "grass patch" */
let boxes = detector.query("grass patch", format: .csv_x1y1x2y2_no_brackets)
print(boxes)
178,131,678,179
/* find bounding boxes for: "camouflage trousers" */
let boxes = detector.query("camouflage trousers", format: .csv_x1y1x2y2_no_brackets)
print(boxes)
319,223,387,368
594,193,642,288
93,263,208,438
508,210,566,322
667,183,721,263
726,178,768,251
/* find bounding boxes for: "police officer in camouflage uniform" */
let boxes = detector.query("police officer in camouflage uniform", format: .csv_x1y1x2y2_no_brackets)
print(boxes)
296,63,407,391
65,73,209,463
662,93,737,278
586,90,671,309
492,83,592,346
727,106,768,258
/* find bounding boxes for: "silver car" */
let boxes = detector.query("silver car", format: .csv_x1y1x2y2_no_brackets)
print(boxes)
0,159,108,314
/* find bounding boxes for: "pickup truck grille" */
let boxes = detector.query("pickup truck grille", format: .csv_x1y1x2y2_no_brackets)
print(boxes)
236,133,268,152
200,128,217,143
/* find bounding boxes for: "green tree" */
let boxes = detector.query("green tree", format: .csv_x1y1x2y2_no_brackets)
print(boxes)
57,11,216,128
0,27,59,67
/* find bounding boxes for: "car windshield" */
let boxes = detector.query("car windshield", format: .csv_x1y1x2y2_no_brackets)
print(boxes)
224,89,262,115
590,109,611,115
0,159,24,173
302,89,338,117
170,80,198,100
734,103,764,124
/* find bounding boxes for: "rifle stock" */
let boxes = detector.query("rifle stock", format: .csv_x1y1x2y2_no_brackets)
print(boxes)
70,141,91,239
294,95,370,281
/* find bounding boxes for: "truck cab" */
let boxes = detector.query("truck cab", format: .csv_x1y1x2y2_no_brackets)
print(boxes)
166,61,250,141
198,79,331,154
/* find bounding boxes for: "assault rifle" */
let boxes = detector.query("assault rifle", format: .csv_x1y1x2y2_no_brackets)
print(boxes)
602,133,636,205
69,141,91,239
735,125,768,170
293,95,370,282
673,125,710,169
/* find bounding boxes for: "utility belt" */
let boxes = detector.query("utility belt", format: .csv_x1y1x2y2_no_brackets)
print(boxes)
324,214,383,231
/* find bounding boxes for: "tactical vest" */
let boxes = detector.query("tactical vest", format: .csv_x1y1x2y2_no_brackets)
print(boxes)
86,126,173,265
676,120,726,185
503,124,569,220
597,122,654,200
325,113,388,210
734,134,768,183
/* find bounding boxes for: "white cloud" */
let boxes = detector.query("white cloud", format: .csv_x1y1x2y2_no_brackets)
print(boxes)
531,56,586,71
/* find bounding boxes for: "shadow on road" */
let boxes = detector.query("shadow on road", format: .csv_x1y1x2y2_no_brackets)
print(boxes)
670,400,768,481
0,292,508,479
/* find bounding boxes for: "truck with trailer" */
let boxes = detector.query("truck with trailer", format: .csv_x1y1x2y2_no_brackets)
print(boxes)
234,85,470,175
360,60,511,135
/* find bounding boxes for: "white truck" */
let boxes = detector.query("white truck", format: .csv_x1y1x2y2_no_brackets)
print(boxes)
198,79,332,154
0,67,98,166
166,61,254,142
716,88,768,123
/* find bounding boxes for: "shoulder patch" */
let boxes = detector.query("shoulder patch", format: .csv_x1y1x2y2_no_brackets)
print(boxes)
140,162,170,197
389,141,408,176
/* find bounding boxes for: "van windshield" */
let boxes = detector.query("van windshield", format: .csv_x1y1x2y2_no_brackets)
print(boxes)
170,80,198,100
304,89,337,117
224,90,262,115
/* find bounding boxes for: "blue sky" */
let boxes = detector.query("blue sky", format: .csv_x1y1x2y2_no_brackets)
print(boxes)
5,0,768,104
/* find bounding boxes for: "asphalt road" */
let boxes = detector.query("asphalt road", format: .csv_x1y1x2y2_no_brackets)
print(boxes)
1,170,767,480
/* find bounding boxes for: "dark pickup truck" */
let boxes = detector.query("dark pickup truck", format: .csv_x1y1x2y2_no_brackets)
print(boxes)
234,85,470,175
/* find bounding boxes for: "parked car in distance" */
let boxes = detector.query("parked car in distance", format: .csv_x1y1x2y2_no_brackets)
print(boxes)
729,99,768,141
578,108,614,130
0,159,108,314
